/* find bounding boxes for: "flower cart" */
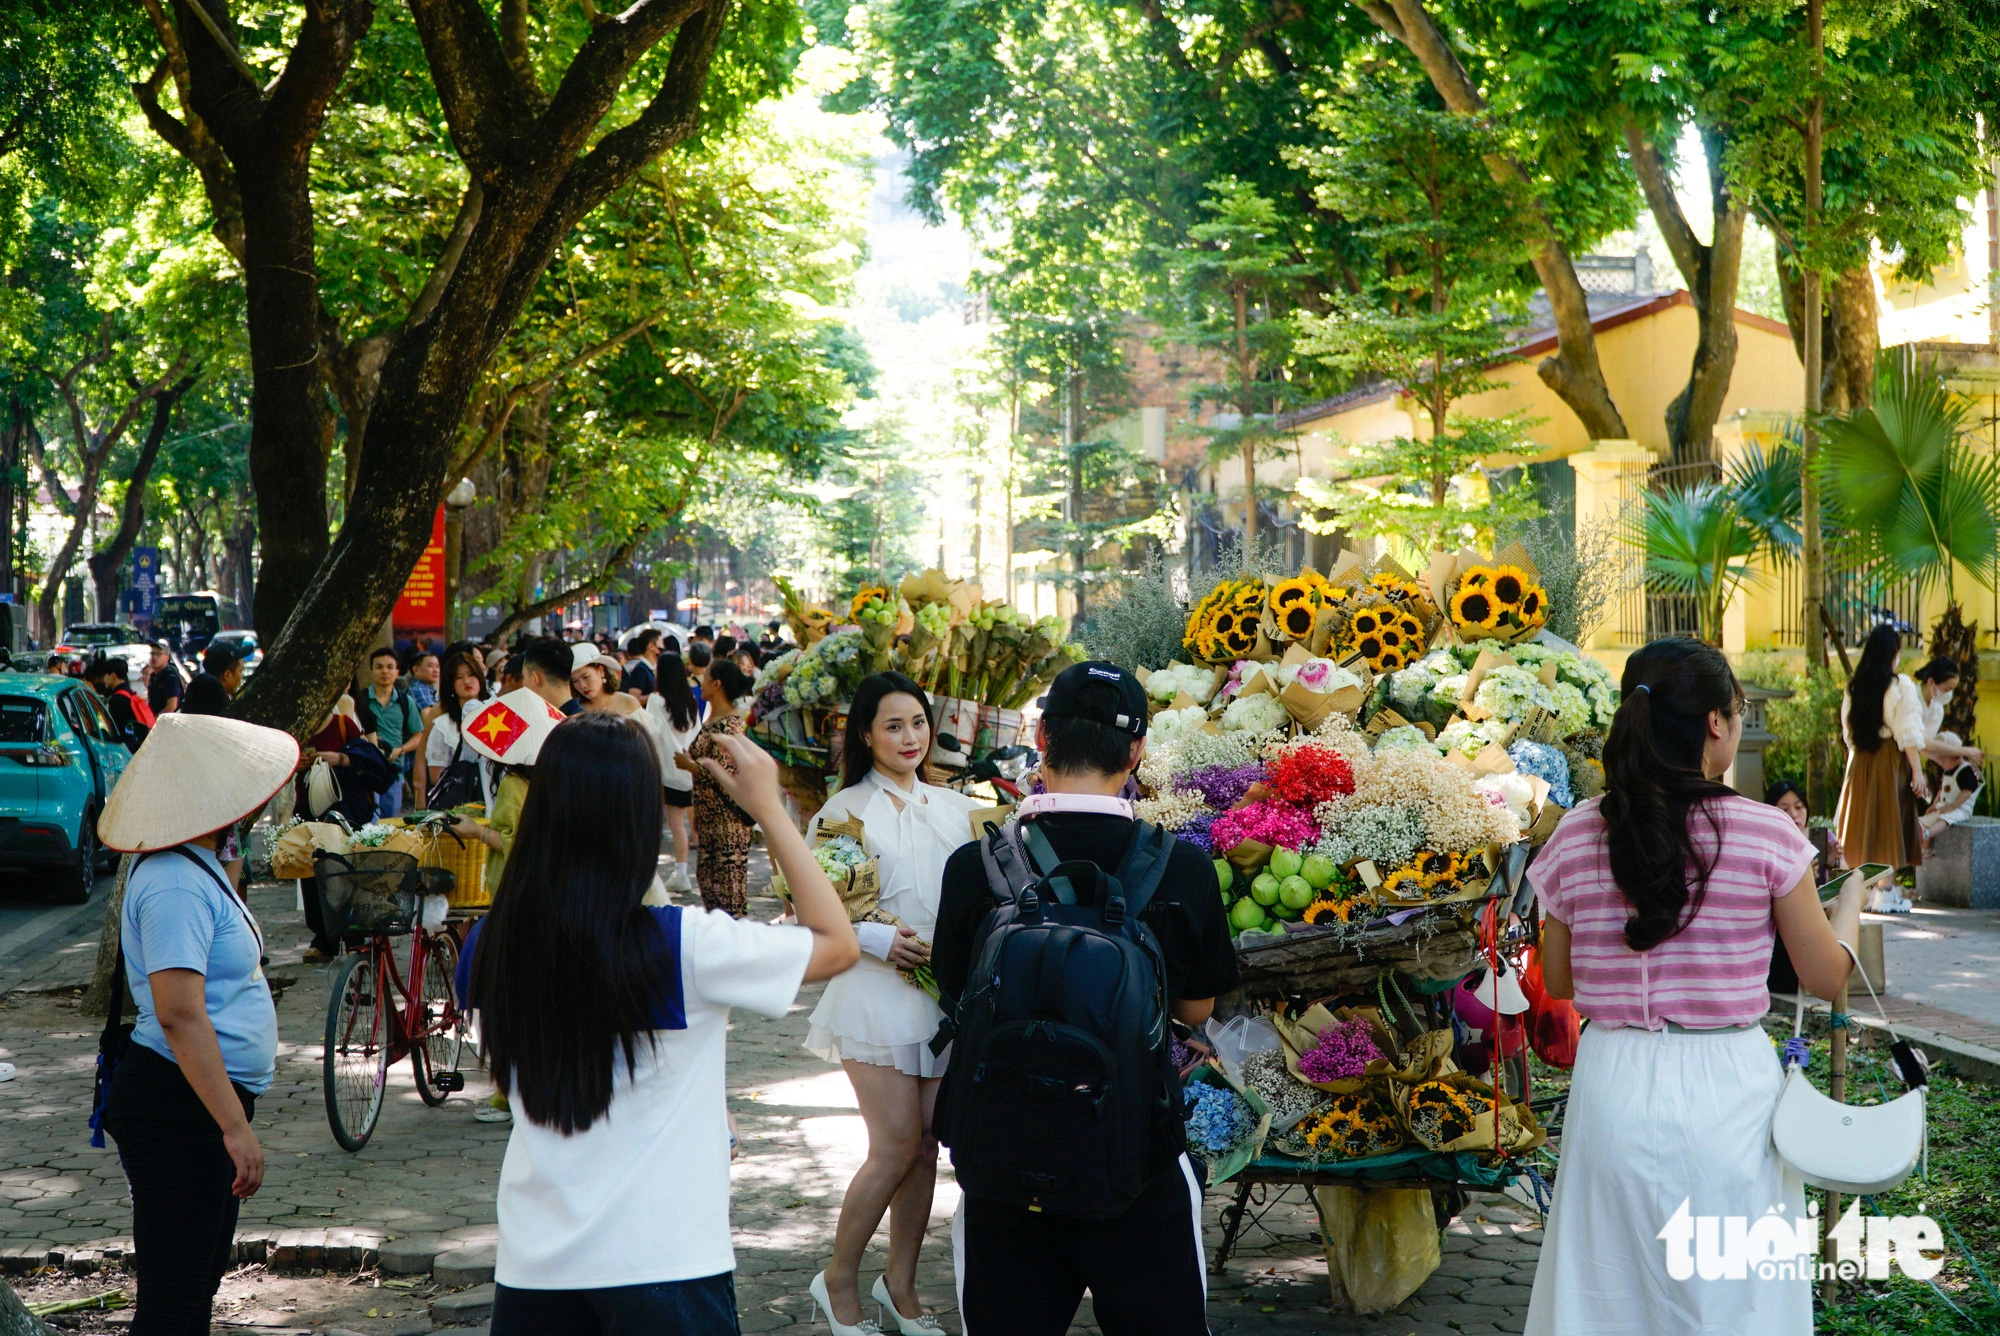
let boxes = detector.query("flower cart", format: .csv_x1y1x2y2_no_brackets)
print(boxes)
1126,547,1600,1311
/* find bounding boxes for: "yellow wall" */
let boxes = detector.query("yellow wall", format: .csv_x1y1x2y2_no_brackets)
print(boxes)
1283,295,1806,476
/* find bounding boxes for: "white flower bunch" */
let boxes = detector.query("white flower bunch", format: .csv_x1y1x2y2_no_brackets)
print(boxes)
1150,705,1209,743
1475,771,1538,834
1551,681,1593,737
1220,692,1289,734
1145,662,1218,705
1312,800,1426,868
1473,664,1556,722
1431,672,1469,708
1277,658,1363,694
1387,664,1438,714
1374,724,1434,752
753,648,800,695
1136,724,1263,791
1436,717,1512,759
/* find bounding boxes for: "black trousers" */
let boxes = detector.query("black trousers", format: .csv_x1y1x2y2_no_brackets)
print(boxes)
491,1273,738,1335
103,1042,257,1336
956,1156,1210,1336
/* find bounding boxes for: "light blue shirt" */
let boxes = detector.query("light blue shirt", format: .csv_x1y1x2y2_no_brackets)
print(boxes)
122,844,277,1095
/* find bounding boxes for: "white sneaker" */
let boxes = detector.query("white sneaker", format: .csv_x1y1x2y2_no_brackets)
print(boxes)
665,867,692,895
472,1104,512,1124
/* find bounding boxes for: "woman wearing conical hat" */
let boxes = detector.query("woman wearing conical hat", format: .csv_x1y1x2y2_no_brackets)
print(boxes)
95,712,301,1336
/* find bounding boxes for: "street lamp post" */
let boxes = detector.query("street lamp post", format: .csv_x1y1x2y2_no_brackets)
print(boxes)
443,477,476,641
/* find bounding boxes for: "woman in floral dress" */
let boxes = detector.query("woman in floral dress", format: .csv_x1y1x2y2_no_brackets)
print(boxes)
681,660,757,916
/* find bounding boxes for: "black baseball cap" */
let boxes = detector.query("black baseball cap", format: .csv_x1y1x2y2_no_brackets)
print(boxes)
1038,661,1149,737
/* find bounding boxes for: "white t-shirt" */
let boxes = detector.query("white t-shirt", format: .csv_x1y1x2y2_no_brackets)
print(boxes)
489,907,812,1289
647,696,704,793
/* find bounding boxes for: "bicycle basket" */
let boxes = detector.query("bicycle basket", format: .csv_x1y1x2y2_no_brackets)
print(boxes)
314,849,422,937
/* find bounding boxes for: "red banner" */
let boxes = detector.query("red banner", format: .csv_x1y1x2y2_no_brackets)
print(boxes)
393,505,447,641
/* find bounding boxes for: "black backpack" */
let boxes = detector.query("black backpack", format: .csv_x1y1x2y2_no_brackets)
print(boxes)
936,818,1179,1220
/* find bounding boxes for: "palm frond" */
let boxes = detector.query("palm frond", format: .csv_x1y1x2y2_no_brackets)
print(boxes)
1726,435,1804,560
1819,355,1995,594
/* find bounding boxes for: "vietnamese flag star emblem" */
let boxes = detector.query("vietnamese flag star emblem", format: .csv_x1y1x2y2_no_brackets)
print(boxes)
473,703,529,756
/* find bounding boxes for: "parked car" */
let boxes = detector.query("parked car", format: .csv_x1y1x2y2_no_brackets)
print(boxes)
57,624,149,684
0,677,129,903
206,629,263,677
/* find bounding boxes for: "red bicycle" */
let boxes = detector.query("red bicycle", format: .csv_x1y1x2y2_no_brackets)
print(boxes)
316,851,470,1152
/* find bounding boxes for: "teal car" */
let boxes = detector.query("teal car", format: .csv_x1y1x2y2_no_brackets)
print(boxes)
0,676,130,903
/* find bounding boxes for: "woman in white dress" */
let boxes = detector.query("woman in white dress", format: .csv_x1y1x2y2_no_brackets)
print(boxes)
421,649,491,810
646,652,705,895
808,672,976,1336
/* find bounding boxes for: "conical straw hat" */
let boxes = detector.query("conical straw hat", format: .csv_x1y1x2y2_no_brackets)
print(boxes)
461,687,568,766
100,712,302,853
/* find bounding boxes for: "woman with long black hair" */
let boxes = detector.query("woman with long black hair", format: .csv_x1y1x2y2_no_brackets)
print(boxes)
682,660,758,916
1525,638,1864,1334
647,651,702,894
1836,623,1929,870
805,672,977,1334
421,649,489,808
459,711,859,1334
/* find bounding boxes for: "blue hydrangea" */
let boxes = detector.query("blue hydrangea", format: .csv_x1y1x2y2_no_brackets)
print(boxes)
1183,1081,1256,1156
1507,740,1574,809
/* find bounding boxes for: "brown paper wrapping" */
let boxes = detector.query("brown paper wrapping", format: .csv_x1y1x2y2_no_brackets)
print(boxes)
272,822,348,879
1226,838,1274,874
1273,1004,1403,1093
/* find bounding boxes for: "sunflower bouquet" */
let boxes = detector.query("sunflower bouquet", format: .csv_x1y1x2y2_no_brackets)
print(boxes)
1262,568,1344,648
1184,575,1272,665
774,575,839,647
1431,543,1549,645
1337,600,1430,676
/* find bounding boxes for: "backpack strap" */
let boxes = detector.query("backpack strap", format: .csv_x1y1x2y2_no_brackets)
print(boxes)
1110,820,1175,922
978,824,1041,905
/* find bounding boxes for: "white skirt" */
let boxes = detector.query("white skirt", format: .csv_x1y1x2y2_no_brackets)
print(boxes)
1525,1023,1811,1336
805,954,949,1079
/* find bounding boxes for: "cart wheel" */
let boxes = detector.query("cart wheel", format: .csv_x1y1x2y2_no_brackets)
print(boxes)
411,934,465,1108
324,951,388,1151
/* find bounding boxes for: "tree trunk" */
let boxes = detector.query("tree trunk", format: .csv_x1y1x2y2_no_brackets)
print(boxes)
1777,258,1877,412
1360,0,1628,441
1628,126,1745,466
0,396,21,597
0,1280,54,1336
88,376,193,615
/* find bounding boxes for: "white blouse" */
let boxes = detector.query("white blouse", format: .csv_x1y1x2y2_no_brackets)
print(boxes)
1841,674,1926,751
809,770,980,938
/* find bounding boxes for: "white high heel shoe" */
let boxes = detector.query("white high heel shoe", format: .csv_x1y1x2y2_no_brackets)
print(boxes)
808,1271,883,1335
871,1276,945,1333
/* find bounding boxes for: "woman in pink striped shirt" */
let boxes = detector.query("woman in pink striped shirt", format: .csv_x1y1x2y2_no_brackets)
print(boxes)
1525,638,1863,1336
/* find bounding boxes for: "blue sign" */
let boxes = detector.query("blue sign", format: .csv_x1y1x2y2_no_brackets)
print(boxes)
131,547,160,622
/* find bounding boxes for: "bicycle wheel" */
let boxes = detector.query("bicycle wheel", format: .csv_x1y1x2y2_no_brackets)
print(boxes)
324,950,389,1152
410,933,465,1108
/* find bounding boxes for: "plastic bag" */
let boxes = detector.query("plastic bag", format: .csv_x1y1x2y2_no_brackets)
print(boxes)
1316,1185,1441,1313
1205,1014,1281,1085
1520,945,1581,1069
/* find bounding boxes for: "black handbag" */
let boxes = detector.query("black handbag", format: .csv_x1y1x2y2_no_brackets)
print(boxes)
426,712,482,811
88,939,132,1149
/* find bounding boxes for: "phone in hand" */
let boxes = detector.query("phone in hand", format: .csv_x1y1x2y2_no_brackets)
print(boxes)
1818,863,1892,903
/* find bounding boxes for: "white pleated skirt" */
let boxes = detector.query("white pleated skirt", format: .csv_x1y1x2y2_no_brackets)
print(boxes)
805,953,949,1079
1525,1023,1811,1335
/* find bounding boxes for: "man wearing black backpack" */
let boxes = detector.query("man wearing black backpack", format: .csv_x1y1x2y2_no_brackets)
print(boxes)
931,661,1239,1335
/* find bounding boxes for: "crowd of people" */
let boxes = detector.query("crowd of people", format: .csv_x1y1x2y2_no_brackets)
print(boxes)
86,614,1954,1336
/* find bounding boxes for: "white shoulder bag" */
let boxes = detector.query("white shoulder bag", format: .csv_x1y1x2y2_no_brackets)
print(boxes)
306,755,342,818
1770,939,1928,1195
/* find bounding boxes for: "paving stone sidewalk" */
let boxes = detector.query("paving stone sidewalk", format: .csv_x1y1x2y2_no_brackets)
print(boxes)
0,858,1542,1334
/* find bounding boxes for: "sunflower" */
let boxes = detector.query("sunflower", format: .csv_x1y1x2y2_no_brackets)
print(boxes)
1406,1080,1484,1146
1374,646,1407,673
1518,585,1547,624
1221,624,1259,657
1231,581,1267,611
1213,608,1240,638
1370,572,1421,602
1280,602,1317,639
1452,585,1499,630
1380,866,1424,900
1269,577,1317,611
1489,565,1532,608
849,586,890,620
1302,896,1355,925
1351,633,1384,661
1459,565,1495,589
1350,608,1382,636
1417,850,1462,888
1396,612,1425,641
